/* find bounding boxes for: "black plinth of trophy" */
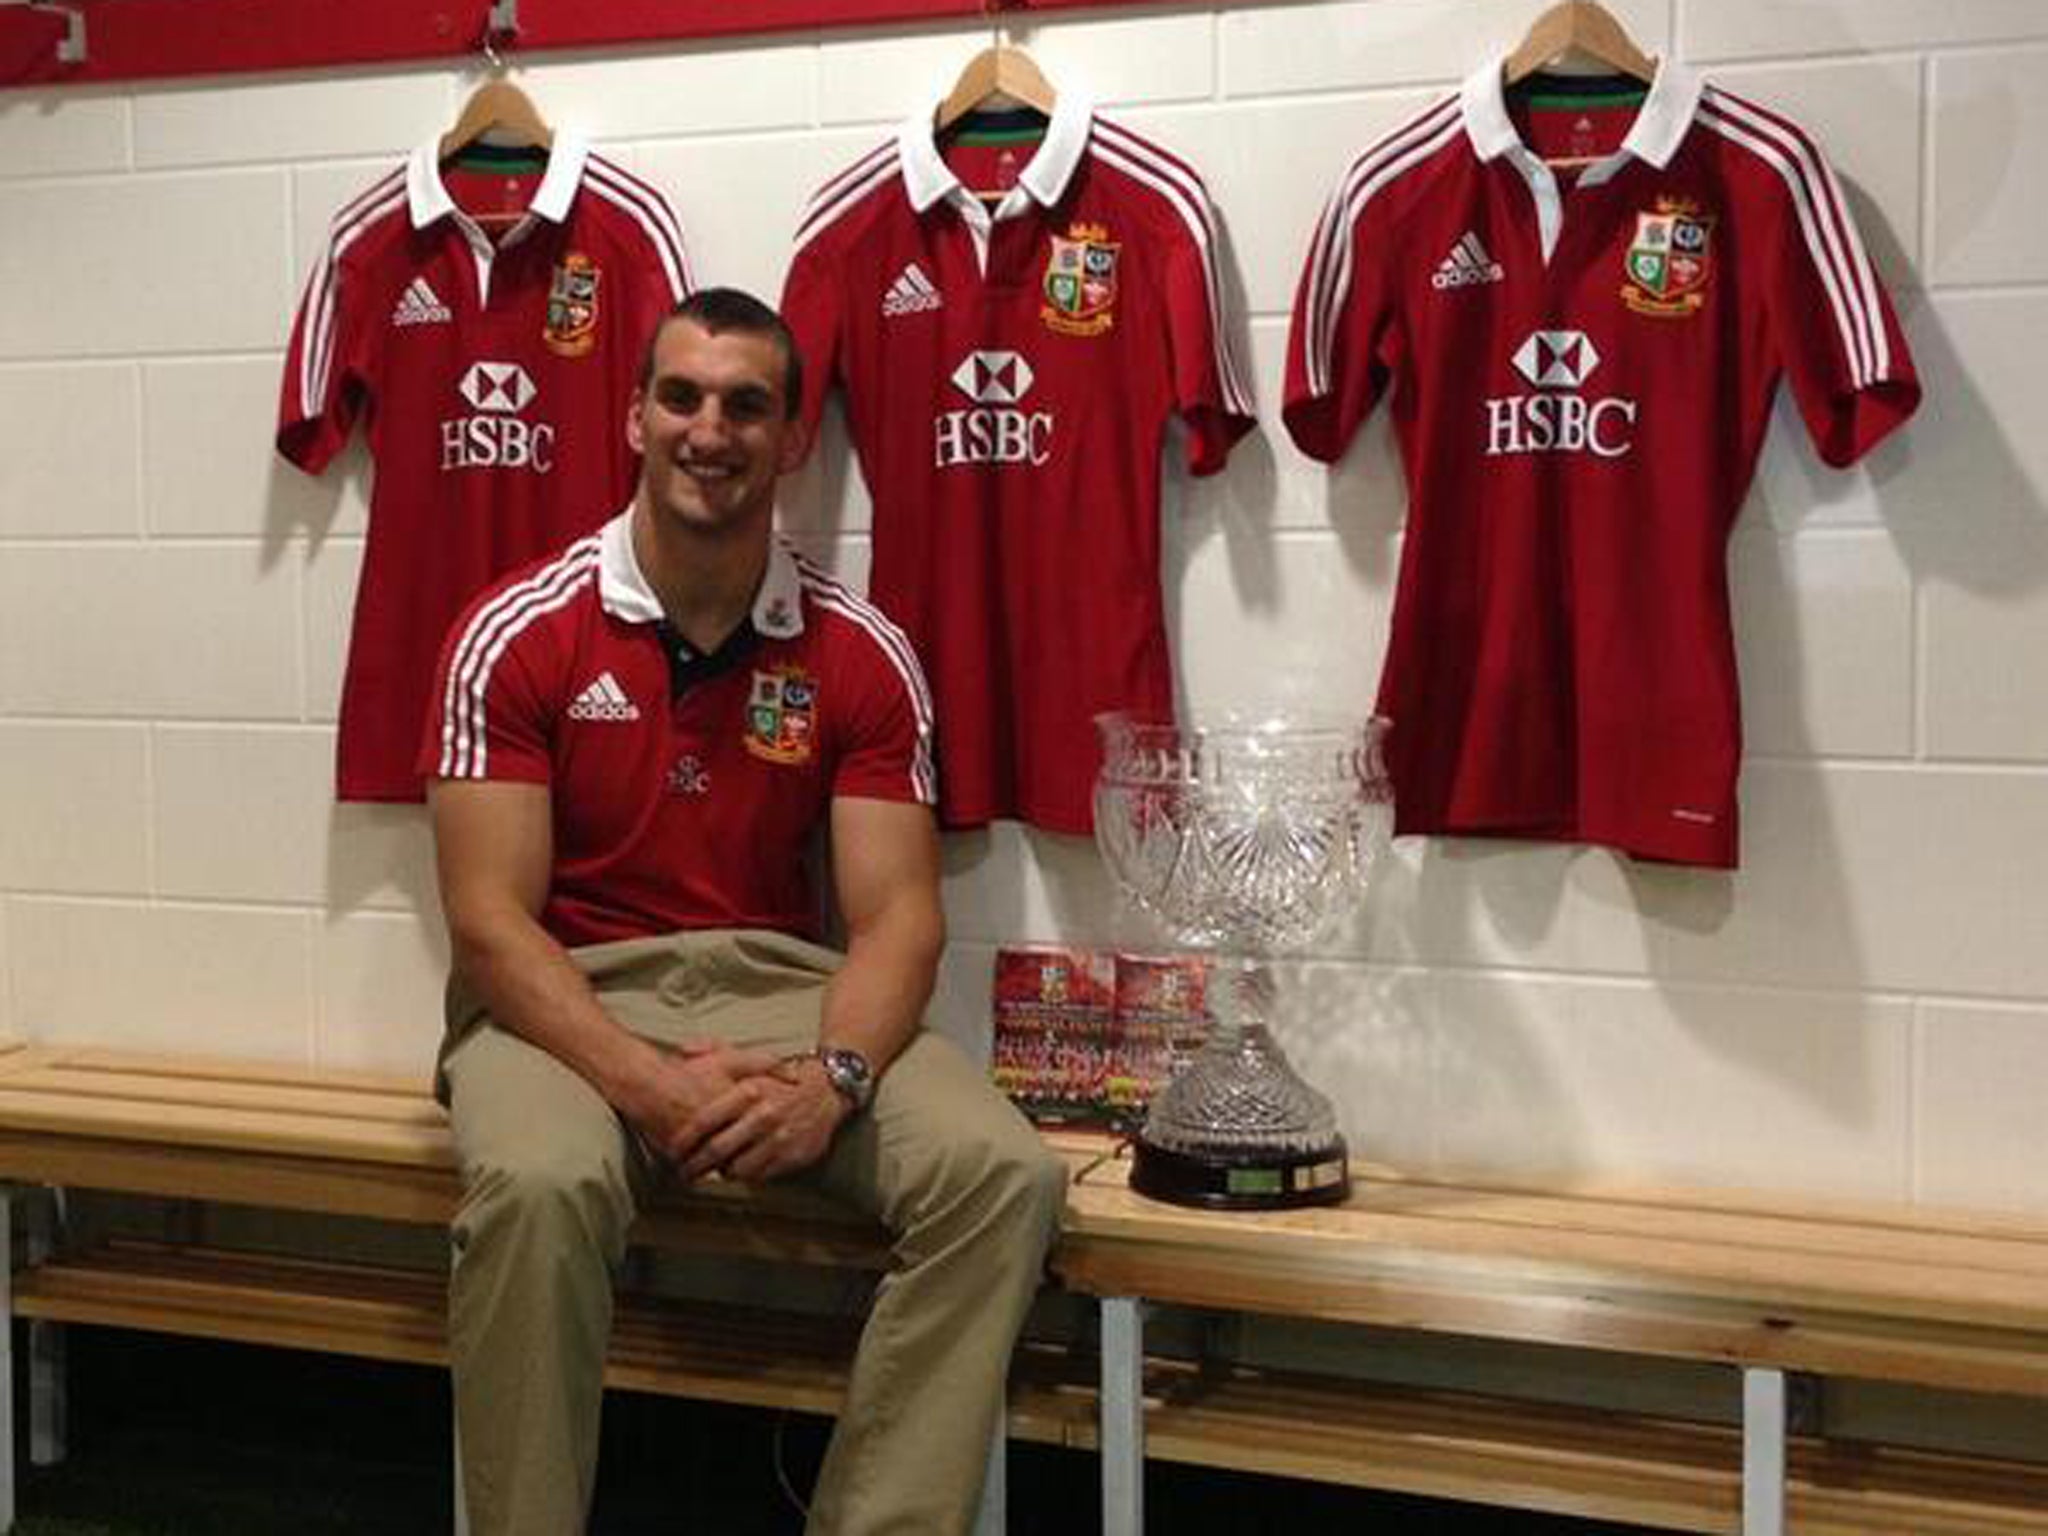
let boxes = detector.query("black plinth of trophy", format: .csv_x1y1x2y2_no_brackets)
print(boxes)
1130,1133,1353,1211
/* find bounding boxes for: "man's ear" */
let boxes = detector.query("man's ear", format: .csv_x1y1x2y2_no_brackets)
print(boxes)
625,389,647,456
776,413,813,474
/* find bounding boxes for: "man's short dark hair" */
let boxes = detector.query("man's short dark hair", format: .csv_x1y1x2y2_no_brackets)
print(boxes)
637,287,804,418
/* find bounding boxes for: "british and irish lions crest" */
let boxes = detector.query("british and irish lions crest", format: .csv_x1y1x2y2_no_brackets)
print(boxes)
1041,221,1119,337
1622,197,1714,318
545,252,602,357
745,667,816,766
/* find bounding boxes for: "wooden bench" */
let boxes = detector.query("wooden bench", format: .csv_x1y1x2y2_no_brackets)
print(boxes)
4,1042,2048,1536
1059,1154,2048,1535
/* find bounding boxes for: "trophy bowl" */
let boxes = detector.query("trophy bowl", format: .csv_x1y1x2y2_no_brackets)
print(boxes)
1094,711,1392,1209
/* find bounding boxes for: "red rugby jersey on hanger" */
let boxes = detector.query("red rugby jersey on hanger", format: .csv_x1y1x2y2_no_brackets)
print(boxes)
278,132,691,803
782,95,1256,836
1285,63,1920,867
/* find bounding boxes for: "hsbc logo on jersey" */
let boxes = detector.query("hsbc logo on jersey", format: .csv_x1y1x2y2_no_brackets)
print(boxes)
442,361,556,474
935,350,1054,468
1485,330,1638,460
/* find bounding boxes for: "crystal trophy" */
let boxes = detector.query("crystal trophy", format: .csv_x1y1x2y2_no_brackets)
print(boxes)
1093,712,1393,1210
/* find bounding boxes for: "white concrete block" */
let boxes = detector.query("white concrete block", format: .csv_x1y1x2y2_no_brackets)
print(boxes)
154,726,437,910
290,159,399,293
1186,315,1406,537
0,544,299,719
9,897,314,1061
1713,57,1923,286
134,71,449,169
1916,1001,2048,1214
926,939,997,1062
0,723,150,894
1395,838,1659,977
1883,292,2048,534
940,821,1118,948
822,11,1213,125
1222,0,1670,98
1124,94,1440,320
154,726,332,903
1435,973,1912,1199
0,901,11,1040
304,537,362,724
1274,960,1435,1170
0,91,128,178
0,363,141,536
0,171,292,359
636,126,873,299
1930,47,2048,286
779,397,873,536
145,355,330,538
1170,529,1389,725
1684,0,2048,63
520,42,814,140
315,911,449,1076
1646,762,2048,997
1923,521,2048,761
1731,529,1915,760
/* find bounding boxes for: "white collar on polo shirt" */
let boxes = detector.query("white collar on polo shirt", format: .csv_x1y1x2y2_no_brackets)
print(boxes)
596,509,806,641
896,87,1094,217
405,127,593,231
1459,56,1703,172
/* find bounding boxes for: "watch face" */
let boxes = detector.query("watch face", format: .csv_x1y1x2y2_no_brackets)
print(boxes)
821,1048,873,1108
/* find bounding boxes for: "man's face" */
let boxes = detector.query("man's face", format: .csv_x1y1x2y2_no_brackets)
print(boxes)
628,317,807,535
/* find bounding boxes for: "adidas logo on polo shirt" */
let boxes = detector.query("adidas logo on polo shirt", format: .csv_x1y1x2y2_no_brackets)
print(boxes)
391,276,453,327
881,263,943,318
1431,232,1505,290
566,671,641,722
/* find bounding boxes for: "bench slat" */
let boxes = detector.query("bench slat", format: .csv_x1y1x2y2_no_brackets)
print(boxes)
20,1243,2048,1536
1061,1175,2048,1333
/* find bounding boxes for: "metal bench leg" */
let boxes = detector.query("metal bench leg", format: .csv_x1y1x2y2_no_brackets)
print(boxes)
1101,1296,1144,1536
27,1190,65,1466
2,1187,16,1532
1743,1366,1787,1536
452,1410,469,1536
971,1408,1006,1536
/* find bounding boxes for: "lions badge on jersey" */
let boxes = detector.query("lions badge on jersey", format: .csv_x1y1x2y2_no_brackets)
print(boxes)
1041,222,1119,337
744,667,817,765
1622,199,1714,318
544,253,602,356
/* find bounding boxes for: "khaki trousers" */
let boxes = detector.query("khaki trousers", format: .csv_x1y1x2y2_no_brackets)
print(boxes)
440,929,1066,1536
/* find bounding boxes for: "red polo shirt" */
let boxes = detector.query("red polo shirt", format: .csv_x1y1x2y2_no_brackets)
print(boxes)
782,94,1256,835
1284,63,1919,867
421,510,935,948
279,131,692,803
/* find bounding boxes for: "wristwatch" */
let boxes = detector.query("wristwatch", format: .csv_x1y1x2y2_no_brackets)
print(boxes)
815,1046,875,1114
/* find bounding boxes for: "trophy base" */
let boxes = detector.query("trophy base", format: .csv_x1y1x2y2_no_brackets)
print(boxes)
1130,1134,1352,1211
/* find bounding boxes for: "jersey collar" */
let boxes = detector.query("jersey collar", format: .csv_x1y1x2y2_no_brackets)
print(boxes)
596,508,806,640
404,126,594,230
897,88,1094,216
1459,57,1703,171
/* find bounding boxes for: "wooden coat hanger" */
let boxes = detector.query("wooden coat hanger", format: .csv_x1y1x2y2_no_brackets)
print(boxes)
934,43,1056,132
1503,0,1656,86
439,78,553,162
439,20,553,229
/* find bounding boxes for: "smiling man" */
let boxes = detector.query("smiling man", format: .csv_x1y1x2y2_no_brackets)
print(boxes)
420,288,1066,1536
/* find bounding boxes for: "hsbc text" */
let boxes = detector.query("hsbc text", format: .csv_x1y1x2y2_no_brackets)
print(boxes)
1483,394,1637,459
441,417,557,473
934,409,1054,467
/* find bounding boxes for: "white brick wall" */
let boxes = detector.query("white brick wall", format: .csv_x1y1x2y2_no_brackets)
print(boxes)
3,1,2047,1225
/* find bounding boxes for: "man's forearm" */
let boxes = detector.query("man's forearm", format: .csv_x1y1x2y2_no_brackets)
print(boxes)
449,902,668,1120
816,894,943,1078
